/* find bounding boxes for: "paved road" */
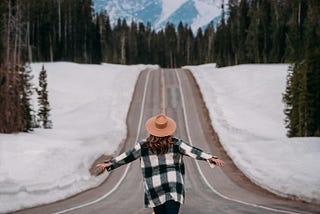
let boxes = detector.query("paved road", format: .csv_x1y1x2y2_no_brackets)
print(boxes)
13,68,320,214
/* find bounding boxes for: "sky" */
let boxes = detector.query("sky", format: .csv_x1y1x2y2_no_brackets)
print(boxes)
0,62,319,213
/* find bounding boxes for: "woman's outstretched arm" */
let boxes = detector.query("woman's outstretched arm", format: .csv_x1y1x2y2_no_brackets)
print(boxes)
177,139,224,166
95,142,142,175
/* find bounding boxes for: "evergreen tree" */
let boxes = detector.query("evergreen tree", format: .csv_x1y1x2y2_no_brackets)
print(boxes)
0,0,34,133
176,22,185,67
269,0,287,62
137,22,148,64
283,0,320,137
214,1,233,67
283,62,309,137
238,0,250,64
164,23,177,68
303,0,320,136
245,0,261,63
91,16,102,64
128,20,138,64
19,64,36,131
37,65,52,129
185,27,194,65
227,0,239,65
283,64,297,137
284,0,308,61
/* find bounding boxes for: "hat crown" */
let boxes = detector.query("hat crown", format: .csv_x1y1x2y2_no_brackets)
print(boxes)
155,114,168,129
146,114,176,137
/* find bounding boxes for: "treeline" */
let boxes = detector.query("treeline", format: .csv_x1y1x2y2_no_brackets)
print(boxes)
18,1,216,67
0,0,35,133
282,1,320,137
0,0,319,136
215,0,315,66
95,15,215,67
0,0,52,133
215,1,320,136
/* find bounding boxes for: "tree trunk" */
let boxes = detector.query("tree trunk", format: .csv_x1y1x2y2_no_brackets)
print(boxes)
58,0,61,42
120,33,126,64
186,37,190,65
27,21,32,62
298,0,301,26
49,34,54,62
6,0,11,67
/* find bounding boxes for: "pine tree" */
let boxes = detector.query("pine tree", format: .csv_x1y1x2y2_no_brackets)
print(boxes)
283,0,320,137
37,65,52,129
128,20,138,64
269,0,287,62
0,0,34,133
283,63,308,137
228,0,240,65
283,64,297,137
238,0,250,64
284,0,308,61
164,23,177,68
19,64,36,131
303,0,320,136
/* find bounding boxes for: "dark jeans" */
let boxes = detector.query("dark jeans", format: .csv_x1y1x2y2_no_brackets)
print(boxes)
153,200,181,214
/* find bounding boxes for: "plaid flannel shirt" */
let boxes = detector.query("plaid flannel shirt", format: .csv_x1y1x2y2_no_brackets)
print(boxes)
106,138,214,208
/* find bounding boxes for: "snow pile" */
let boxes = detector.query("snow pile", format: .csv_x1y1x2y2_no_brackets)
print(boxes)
186,64,320,203
0,62,157,213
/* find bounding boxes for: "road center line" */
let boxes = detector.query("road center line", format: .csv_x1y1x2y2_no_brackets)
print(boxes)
52,69,152,214
174,68,299,214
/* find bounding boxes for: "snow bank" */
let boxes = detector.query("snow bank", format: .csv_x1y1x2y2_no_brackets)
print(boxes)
186,63,320,204
0,62,157,213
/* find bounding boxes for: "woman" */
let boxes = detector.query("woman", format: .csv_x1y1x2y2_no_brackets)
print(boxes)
95,114,224,214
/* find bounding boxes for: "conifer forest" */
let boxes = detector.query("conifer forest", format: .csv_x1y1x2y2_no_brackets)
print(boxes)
0,0,319,136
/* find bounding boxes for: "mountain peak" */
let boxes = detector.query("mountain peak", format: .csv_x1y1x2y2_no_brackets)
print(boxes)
93,0,228,32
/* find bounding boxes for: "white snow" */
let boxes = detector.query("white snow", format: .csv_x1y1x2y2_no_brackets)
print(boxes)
185,63,320,204
1,62,319,213
0,62,157,213
191,0,223,31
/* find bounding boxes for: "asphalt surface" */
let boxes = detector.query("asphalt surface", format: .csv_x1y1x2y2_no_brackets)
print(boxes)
12,68,320,214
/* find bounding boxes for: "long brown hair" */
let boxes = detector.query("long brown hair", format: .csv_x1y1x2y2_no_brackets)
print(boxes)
146,135,174,155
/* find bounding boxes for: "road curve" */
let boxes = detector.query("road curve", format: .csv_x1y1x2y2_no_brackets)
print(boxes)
12,68,320,214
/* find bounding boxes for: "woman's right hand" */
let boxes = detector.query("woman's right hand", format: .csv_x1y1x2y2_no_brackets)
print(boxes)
208,157,225,167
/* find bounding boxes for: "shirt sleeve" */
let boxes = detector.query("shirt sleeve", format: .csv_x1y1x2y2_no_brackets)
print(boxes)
178,140,213,161
105,142,142,170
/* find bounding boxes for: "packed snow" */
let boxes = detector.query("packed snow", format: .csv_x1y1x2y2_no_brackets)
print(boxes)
185,63,320,204
1,62,319,213
0,62,157,213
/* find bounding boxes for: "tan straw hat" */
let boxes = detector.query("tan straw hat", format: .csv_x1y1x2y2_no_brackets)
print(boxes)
146,114,177,137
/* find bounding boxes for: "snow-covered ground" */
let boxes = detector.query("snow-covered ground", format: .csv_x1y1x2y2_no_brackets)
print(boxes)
186,63,320,204
0,62,157,213
1,63,319,213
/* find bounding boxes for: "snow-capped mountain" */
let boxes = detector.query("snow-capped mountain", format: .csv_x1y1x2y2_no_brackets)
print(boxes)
93,0,228,32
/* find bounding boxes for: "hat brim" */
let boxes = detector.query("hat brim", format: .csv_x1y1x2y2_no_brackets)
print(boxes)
146,116,176,137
